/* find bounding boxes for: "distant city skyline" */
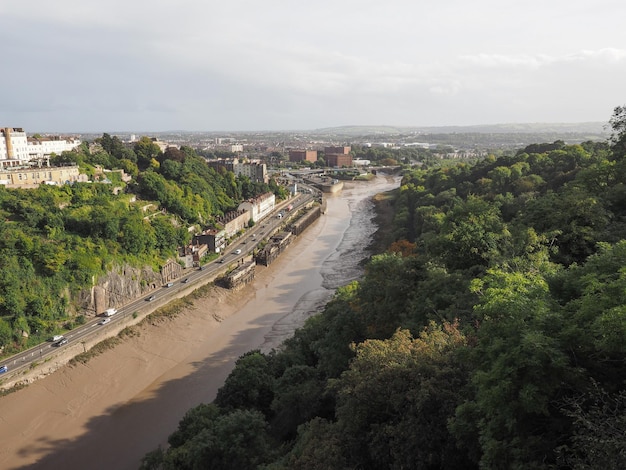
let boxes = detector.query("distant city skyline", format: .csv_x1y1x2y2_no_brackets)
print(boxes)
1,1,625,132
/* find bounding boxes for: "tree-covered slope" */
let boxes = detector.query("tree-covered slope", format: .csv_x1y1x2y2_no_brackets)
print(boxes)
142,106,626,469
0,134,279,356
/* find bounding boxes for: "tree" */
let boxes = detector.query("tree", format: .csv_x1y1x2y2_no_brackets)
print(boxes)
453,268,572,468
608,105,626,158
556,382,626,469
214,350,275,418
134,137,162,168
332,325,472,469
161,408,275,470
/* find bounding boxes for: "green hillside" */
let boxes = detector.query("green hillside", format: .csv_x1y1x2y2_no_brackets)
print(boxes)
0,135,285,355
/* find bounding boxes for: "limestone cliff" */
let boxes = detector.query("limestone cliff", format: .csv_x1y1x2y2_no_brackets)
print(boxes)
77,264,163,316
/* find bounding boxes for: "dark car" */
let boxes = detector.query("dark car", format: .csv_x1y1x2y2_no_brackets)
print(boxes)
198,266,205,271
146,295,156,302
181,278,189,284
54,338,68,347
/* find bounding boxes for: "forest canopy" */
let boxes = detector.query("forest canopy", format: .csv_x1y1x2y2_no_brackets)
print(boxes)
142,106,626,469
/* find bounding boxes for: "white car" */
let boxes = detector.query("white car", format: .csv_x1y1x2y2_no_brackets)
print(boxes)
98,318,111,325
234,249,242,255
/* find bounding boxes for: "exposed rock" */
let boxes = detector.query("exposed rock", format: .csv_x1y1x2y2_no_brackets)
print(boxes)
77,264,162,316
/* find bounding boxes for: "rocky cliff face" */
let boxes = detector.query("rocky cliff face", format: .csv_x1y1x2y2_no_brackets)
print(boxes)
77,264,163,316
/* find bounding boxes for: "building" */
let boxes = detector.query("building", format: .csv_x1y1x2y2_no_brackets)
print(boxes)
326,153,353,167
289,150,317,163
0,128,29,167
178,242,209,268
1,127,81,169
324,146,351,155
0,165,82,188
193,228,226,254
238,192,276,223
215,209,250,238
27,135,82,161
324,146,352,168
234,161,268,184
206,158,268,184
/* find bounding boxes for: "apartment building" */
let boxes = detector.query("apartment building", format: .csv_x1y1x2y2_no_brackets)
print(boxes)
289,150,318,163
0,128,29,167
238,191,276,222
1,127,81,168
206,158,268,184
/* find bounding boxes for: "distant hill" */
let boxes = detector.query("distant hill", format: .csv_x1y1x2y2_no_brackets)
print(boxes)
312,122,608,136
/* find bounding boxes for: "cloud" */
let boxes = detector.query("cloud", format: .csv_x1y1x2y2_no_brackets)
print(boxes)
460,48,626,70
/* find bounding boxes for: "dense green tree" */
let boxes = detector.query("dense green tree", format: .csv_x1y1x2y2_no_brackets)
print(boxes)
134,136,162,168
158,408,275,470
214,351,275,418
332,325,472,470
453,268,571,468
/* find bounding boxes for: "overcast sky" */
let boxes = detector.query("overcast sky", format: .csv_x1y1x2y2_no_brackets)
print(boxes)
1,1,625,132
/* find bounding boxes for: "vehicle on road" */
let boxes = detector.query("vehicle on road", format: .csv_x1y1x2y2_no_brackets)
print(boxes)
234,249,242,255
198,265,205,271
50,335,64,342
54,338,68,347
0,365,8,374
219,259,225,264
104,308,118,317
98,318,111,325
181,278,189,283
165,282,173,288
146,295,156,301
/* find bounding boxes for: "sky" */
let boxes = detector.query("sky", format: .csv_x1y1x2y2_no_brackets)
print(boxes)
1,0,625,132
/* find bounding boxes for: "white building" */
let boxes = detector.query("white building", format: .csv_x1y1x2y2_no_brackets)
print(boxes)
1,127,81,168
28,136,82,160
238,192,276,222
0,128,29,167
